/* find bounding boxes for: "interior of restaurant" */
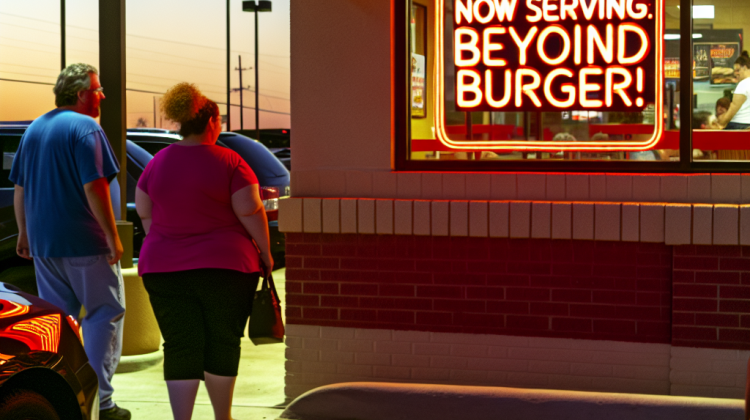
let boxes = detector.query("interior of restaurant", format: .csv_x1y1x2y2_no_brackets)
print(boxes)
409,0,750,162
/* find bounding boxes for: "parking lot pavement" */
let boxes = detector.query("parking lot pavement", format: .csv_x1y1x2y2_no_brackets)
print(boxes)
112,268,288,420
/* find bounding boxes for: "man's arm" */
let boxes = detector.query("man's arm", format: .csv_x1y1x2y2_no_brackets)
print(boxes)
13,185,31,260
718,94,747,126
84,177,123,265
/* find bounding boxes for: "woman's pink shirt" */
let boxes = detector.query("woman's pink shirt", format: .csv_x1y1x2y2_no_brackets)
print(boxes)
137,144,261,275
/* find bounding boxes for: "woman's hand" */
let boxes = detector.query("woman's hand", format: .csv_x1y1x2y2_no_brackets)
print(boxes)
261,252,274,277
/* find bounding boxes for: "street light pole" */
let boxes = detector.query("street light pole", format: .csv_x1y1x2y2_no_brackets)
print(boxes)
242,0,271,142
61,0,65,69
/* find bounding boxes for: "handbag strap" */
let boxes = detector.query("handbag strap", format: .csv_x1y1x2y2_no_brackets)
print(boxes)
261,273,281,304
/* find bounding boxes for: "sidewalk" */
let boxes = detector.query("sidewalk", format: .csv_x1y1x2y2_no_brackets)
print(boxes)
111,268,288,420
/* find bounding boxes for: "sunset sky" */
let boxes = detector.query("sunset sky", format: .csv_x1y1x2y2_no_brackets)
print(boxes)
0,0,290,130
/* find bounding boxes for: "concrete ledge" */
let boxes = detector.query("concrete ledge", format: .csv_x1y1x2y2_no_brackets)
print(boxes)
279,382,743,420
116,350,163,373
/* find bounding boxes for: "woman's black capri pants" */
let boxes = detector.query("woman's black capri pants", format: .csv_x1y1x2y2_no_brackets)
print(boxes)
143,268,260,381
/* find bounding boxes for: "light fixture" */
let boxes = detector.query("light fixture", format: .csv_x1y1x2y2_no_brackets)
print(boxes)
663,34,704,40
675,5,715,19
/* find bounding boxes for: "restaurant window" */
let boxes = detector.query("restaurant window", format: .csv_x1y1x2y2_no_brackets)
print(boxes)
397,0,750,171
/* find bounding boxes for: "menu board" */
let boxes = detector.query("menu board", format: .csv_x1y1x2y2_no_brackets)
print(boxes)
665,58,680,79
693,44,710,81
710,43,740,84
411,53,426,118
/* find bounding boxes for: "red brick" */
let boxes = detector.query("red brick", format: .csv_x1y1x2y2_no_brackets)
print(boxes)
340,283,378,296
285,269,320,281
593,265,638,278
508,262,551,275
377,259,414,272
695,272,741,285
417,286,463,298
674,245,696,256
673,284,717,298
286,244,321,256
551,318,591,332
612,278,637,290
552,289,591,303
285,232,304,243
553,264,593,276
377,310,415,324
637,321,671,337
507,287,550,301
466,287,504,300
359,297,396,309
741,315,750,328
286,306,302,318
720,258,750,271
340,258,379,270
695,313,740,328
507,315,549,330
453,312,504,328
302,233,323,243
304,307,338,320
719,286,750,299
304,257,340,269
487,301,530,314
595,250,636,265
673,298,718,312
467,261,505,274
673,313,695,325
434,299,486,312
397,298,433,310
637,292,664,306
287,294,320,307
593,291,636,305
719,329,750,343
570,304,616,318
340,309,376,322
320,270,360,282
593,319,635,335
637,279,670,293
449,262,468,273
615,306,661,321
673,271,695,283
359,246,384,258
637,253,665,266
551,246,574,262
304,282,339,295
435,273,485,286
487,274,529,286
286,281,302,294
673,326,717,341
743,273,750,285
319,295,358,308
285,256,303,268
531,302,569,316
394,272,433,284
637,242,670,253
379,284,415,297
719,300,750,313
321,244,357,257
637,267,671,280
417,311,453,325
696,245,742,257
530,276,571,288
744,246,750,258
674,257,719,270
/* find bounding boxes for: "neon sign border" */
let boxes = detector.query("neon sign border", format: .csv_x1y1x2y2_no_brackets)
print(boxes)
434,0,665,151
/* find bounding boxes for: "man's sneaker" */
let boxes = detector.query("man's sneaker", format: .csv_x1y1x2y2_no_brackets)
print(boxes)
100,405,131,420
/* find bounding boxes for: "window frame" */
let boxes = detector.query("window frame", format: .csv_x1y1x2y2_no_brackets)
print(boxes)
393,0,750,173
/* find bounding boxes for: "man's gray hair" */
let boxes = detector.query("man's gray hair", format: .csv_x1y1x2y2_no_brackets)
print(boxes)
53,63,99,107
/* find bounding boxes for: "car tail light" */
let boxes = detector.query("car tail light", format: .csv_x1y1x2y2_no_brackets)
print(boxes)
66,315,82,343
261,186,279,221
6,314,61,353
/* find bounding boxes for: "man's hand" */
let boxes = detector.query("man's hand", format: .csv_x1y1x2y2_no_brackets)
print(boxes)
16,232,31,260
106,235,124,265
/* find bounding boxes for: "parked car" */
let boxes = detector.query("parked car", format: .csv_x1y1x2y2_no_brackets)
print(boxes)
0,282,99,420
233,129,291,170
126,130,290,263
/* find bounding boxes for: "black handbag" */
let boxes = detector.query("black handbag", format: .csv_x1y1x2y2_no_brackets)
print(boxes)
248,273,285,345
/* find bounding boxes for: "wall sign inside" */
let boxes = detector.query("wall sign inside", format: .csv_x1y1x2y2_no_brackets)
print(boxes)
434,0,664,151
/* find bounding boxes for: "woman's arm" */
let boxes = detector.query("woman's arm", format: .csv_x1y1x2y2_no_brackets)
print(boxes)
135,186,153,234
718,94,747,126
231,184,273,273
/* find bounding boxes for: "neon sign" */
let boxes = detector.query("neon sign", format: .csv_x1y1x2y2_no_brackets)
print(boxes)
434,0,664,151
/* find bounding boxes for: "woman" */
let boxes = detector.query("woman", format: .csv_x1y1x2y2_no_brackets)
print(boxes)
135,83,272,420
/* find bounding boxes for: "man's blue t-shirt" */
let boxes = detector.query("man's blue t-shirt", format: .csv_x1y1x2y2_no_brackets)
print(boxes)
9,109,120,257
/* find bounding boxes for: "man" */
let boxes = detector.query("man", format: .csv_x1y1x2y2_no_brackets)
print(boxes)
9,63,130,420
718,55,750,129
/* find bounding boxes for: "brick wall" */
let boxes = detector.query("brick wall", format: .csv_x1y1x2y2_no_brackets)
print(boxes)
286,233,672,344
673,245,750,350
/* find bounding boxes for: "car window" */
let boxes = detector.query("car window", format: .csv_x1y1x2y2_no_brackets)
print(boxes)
0,134,22,189
135,141,173,157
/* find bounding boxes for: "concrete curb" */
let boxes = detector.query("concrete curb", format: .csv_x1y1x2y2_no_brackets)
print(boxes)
279,382,744,420
116,350,163,373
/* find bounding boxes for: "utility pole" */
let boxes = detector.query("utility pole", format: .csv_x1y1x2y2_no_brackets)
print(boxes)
60,0,65,69
254,7,260,142
234,55,252,130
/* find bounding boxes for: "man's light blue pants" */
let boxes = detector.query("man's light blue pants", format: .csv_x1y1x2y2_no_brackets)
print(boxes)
34,255,126,410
